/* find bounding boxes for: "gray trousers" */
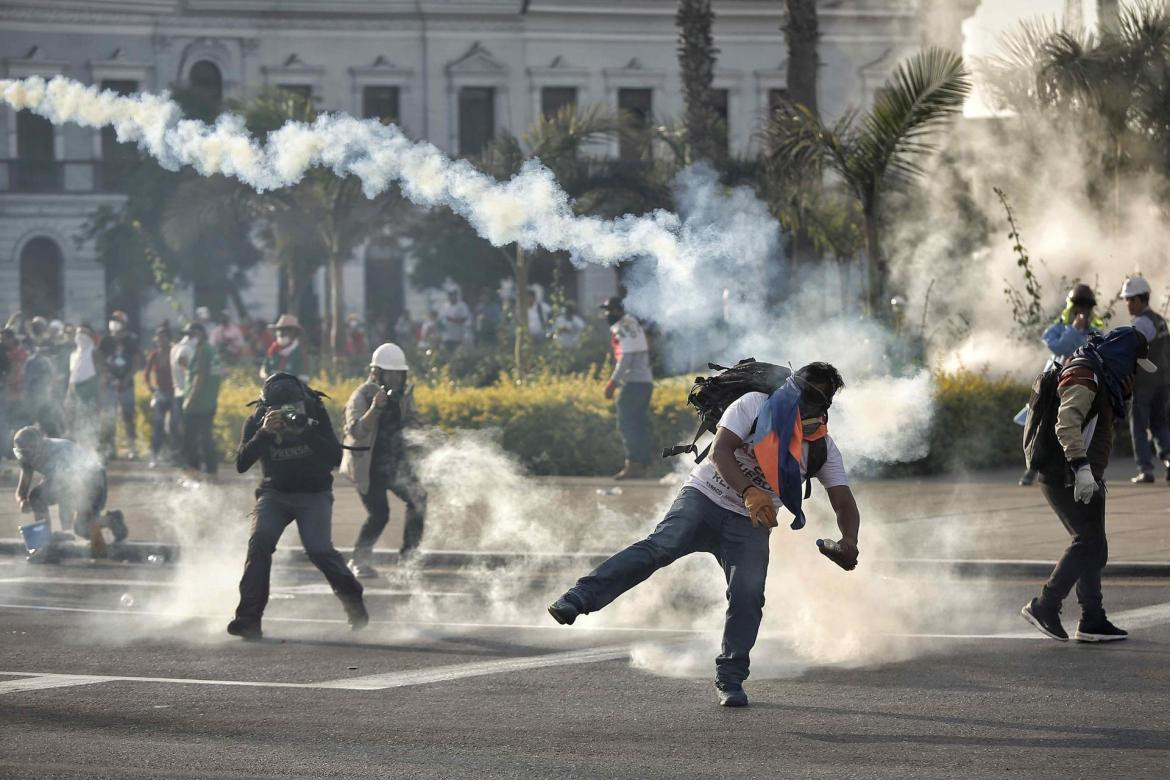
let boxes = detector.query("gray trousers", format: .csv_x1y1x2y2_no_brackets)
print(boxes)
1130,384,1170,474
235,489,363,622
566,487,770,686
355,456,428,559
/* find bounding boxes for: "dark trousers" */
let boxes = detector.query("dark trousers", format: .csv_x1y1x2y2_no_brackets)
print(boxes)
182,408,217,475
1039,483,1108,622
235,489,363,622
1129,384,1170,474
616,381,654,465
566,487,770,686
355,458,428,559
150,394,182,459
101,382,137,451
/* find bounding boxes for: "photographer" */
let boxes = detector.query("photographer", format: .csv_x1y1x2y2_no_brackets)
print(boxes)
341,343,427,577
227,372,367,640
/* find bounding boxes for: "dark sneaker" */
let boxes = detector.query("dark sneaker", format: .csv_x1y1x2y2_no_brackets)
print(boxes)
347,559,379,579
1018,469,1037,487
1131,472,1155,484
105,510,128,543
342,597,370,631
548,595,582,626
1075,618,1128,643
226,618,263,641
716,682,749,707
1021,598,1068,641
26,545,63,565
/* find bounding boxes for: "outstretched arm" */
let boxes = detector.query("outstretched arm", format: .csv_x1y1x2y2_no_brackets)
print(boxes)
822,485,860,569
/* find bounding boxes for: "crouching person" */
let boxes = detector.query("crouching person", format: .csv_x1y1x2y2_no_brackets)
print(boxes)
341,343,427,577
549,362,861,708
12,425,127,562
228,372,367,640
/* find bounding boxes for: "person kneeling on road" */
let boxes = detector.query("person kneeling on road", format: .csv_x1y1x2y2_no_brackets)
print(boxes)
341,342,427,578
228,372,368,641
1021,327,1155,644
12,425,127,562
548,362,862,708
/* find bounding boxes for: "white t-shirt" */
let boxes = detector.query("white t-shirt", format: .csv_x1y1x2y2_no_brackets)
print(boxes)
440,300,471,344
683,391,849,517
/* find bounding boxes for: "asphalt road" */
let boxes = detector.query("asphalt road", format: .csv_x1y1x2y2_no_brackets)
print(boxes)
2,556,1169,779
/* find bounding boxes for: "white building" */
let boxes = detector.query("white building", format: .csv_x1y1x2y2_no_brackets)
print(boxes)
0,0,974,334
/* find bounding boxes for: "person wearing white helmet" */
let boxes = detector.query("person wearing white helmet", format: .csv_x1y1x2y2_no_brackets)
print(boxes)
1121,275,1170,483
340,342,427,576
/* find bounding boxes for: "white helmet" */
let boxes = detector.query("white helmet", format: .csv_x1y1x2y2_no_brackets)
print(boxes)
1121,276,1152,298
370,342,408,371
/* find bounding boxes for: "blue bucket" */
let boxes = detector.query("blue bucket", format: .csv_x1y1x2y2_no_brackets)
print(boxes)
19,521,51,553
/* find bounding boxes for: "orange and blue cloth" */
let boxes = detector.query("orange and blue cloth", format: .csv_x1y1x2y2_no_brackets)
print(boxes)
750,379,827,530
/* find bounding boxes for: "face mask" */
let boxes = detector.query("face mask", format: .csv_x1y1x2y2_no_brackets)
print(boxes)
108,321,125,334
277,335,292,347
605,311,622,326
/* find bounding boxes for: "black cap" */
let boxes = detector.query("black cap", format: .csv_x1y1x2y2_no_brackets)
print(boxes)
1069,283,1097,307
599,296,624,311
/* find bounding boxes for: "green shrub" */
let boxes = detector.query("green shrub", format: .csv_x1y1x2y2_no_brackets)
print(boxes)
925,370,1031,472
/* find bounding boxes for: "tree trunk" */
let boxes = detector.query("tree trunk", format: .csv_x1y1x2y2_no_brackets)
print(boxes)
513,244,530,378
863,206,885,318
328,247,346,372
676,0,722,163
784,0,820,116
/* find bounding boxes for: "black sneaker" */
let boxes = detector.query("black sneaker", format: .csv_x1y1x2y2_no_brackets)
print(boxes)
342,597,370,631
715,682,749,707
548,595,582,626
226,618,263,641
1075,618,1128,643
1020,598,1068,641
1131,472,1155,484
1018,469,1037,487
347,559,379,579
104,510,128,543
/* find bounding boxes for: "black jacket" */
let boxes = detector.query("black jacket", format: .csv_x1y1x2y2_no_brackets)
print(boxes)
236,401,343,493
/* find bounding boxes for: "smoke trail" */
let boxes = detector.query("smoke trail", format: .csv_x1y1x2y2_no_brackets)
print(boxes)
1,75,702,273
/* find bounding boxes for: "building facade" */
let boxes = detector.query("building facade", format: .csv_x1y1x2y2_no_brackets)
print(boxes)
0,0,972,333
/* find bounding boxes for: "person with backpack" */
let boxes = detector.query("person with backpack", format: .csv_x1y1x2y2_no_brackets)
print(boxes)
340,342,427,576
1020,326,1157,643
227,372,368,640
548,361,861,708
1018,284,1104,486
1119,276,1170,483
600,296,654,480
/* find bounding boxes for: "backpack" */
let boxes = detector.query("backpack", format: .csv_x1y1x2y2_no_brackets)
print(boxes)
663,358,829,498
1021,361,1065,473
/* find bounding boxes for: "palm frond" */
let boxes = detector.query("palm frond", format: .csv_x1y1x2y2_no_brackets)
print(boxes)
761,99,851,181
852,47,971,194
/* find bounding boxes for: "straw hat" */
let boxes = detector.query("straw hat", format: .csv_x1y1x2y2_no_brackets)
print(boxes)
270,314,303,332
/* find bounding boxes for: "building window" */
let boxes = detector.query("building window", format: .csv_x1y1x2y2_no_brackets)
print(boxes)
768,87,790,116
15,110,57,191
277,84,313,102
541,86,577,120
458,86,496,156
100,80,139,191
189,60,224,110
20,237,65,319
617,88,652,161
362,85,400,124
712,88,729,152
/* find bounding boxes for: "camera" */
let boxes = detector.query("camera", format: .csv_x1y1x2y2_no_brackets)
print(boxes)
279,404,316,429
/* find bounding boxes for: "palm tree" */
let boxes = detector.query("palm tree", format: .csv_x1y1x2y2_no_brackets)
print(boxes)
784,0,820,116
763,47,971,315
982,2,1170,229
160,89,403,367
676,0,722,163
476,104,627,375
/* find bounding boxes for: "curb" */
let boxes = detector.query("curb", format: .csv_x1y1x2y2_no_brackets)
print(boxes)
3,539,1170,578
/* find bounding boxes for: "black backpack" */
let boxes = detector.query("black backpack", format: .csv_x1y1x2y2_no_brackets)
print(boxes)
663,358,829,497
1022,362,1065,473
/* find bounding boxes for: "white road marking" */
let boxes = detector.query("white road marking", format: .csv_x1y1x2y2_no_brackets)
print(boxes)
0,674,111,695
0,645,631,695
0,577,471,598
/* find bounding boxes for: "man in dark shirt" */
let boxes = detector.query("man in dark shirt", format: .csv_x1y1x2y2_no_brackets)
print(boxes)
228,372,367,640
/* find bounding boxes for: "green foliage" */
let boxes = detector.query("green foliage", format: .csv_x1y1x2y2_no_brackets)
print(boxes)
925,370,1031,472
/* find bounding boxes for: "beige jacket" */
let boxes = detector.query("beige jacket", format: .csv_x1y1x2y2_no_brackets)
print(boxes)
339,380,419,493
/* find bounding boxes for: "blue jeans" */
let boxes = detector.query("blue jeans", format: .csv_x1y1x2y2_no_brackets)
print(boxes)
567,487,771,686
1129,384,1170,474
616,381,653,464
